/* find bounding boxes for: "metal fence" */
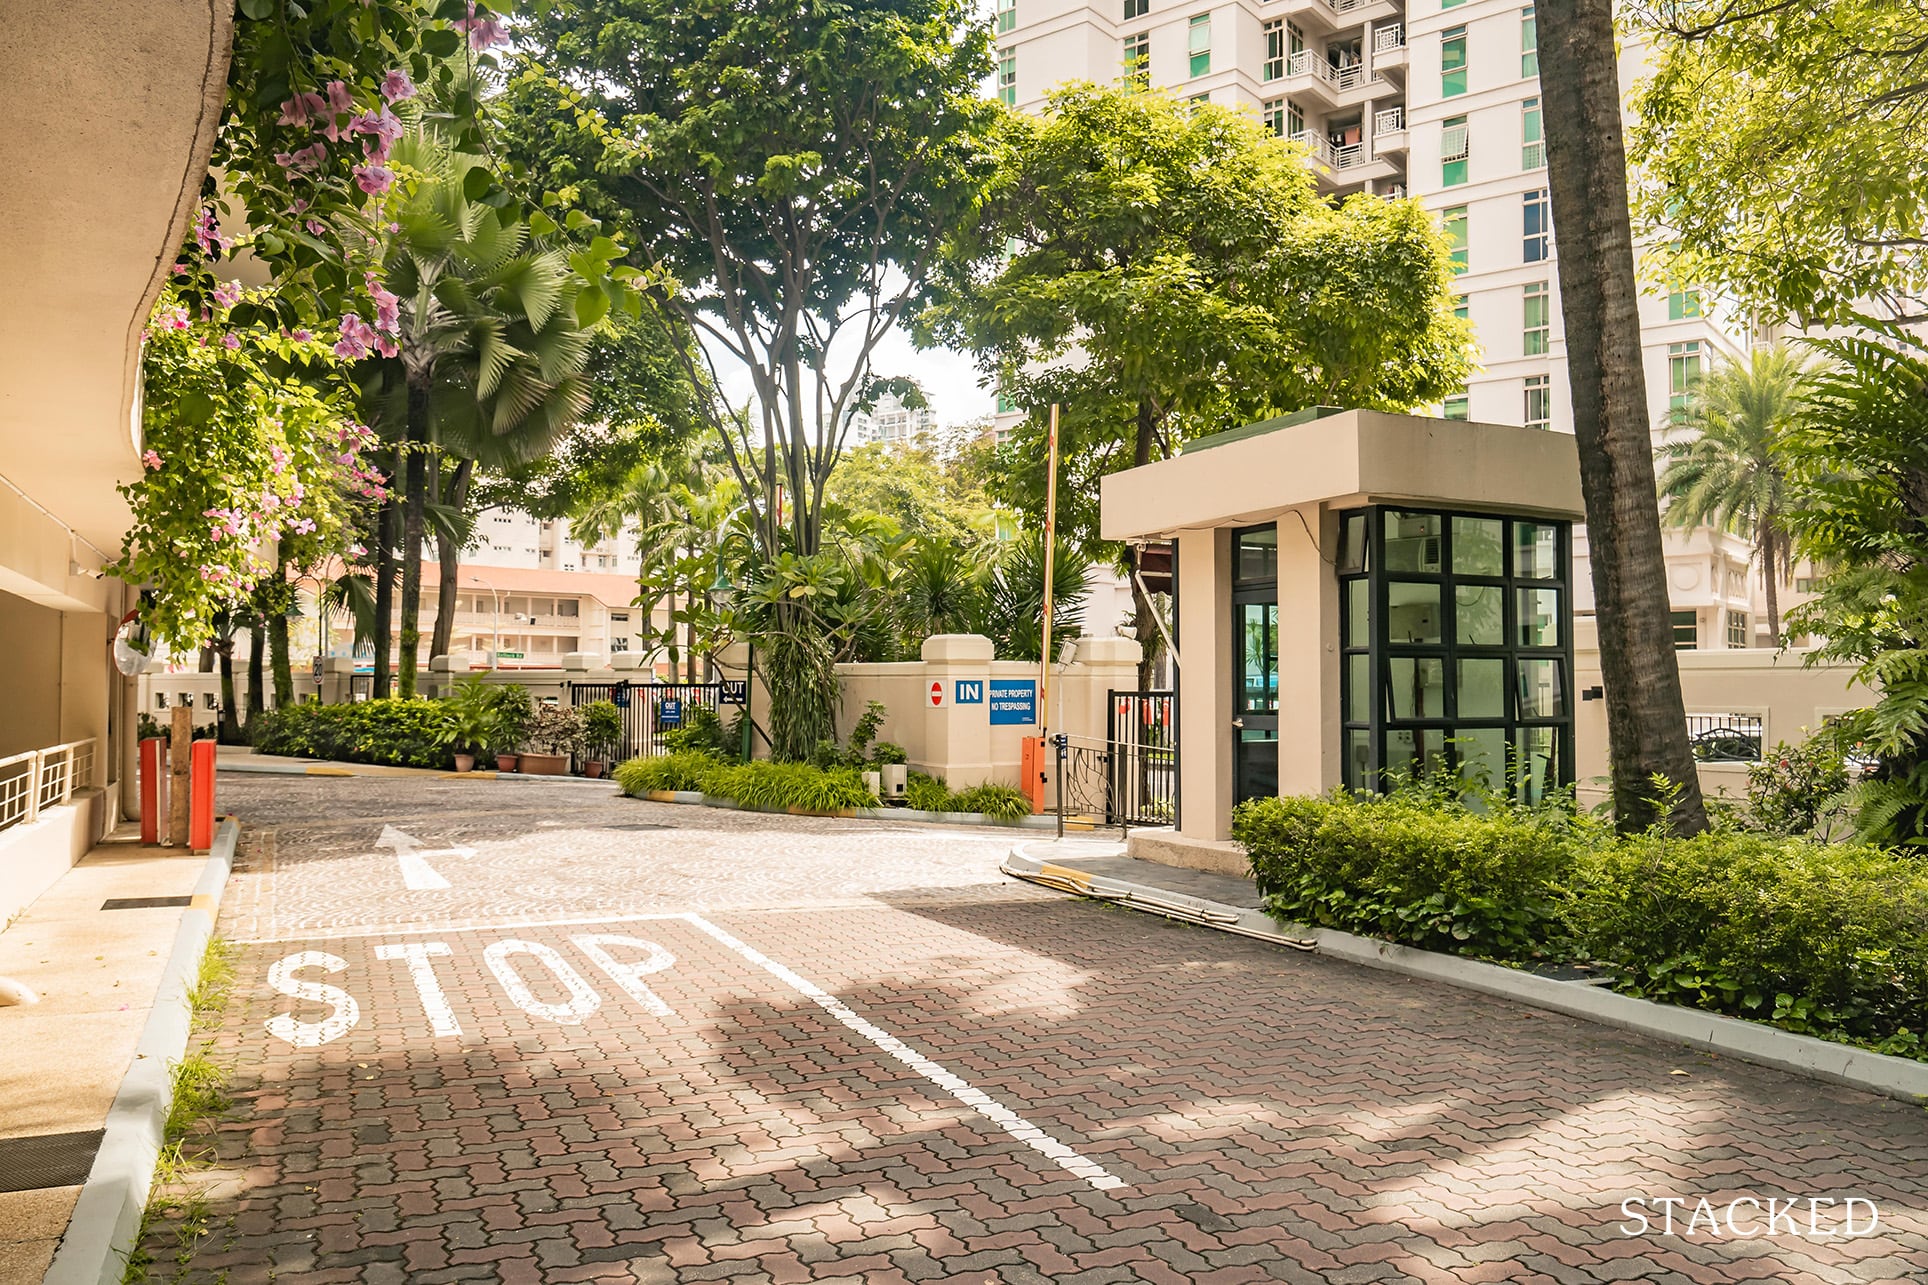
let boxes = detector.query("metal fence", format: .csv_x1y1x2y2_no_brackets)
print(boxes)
0,739,97,836
1687,713,1764,762
1048,690,1178,835
567,680,745,760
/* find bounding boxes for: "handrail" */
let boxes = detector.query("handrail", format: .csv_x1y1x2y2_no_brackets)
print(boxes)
0,738,97,835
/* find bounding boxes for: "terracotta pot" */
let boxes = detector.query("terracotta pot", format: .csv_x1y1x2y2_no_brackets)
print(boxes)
519,752,568,776
453,752,476,773
584,760,606,779
495,753,519,773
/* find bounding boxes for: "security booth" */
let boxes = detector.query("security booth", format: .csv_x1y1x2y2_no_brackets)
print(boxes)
1099,408,1586,859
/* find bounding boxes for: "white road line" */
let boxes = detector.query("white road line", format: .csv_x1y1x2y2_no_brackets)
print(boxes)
377,824,478,891
683,913,1128,1194
228,910,693,945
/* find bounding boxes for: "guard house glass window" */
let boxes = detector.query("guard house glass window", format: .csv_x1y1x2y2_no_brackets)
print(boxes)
1440,26,1468,96
1523,188,1550,261
1188,13,1211,78
1339,507,1575,802
1234,526,1281,804
1521,6,1538,76
1522,97,1544,169
1443,204,1468,273
1523,374,1551,430
996,0,1015,33
1124,31,1151,85
1124,0,1148,17
1523,282,1550,355
998,53,1017,106
1668,340,1703,420
1441,114,1470,186
1263,19,1285,80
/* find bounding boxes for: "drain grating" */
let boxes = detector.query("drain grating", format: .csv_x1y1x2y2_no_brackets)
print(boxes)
0,1129,104,1192
608,823,671,832
101,896,193,911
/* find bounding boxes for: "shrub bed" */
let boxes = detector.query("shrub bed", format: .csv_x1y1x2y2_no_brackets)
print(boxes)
251,699,454,769
1232,790,1928,1062
615,755,1035,822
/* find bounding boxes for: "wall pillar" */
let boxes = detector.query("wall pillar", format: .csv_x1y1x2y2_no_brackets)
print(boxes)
1175,530,1234,840
1276,504,1340,796
920,634,995,787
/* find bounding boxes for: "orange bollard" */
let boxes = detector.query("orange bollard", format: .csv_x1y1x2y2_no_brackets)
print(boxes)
1020,736,1046,814
139,737,162,845
189,738,217,853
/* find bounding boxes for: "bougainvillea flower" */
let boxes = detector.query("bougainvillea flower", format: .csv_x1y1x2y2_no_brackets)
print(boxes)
277,91,328,127
221,333,241,349
381,69,416,103
143,451,162,470
276,142,328,173
212,279,242,309
353,164,395,196
455,4,509,48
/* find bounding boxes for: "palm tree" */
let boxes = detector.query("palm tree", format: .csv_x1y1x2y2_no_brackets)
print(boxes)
1657,346,1807,640
1537,0,1707,834
358,134,592,695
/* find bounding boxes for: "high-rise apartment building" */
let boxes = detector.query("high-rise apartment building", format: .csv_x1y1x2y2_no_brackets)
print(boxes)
846,391,940,449
996,0,1774,648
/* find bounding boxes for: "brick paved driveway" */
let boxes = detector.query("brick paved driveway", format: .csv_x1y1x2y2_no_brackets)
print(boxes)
137,776,1928,1283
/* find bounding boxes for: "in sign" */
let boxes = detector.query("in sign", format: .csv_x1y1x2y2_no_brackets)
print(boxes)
928,680,945,708
955,680,985,705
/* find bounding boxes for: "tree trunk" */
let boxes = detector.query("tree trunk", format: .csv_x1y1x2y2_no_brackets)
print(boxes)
1760,524,1781,641
216,633,240,743
430,458,476,662
372,462,398,699
1129,396,1159,689
269,611,293,708
198,645,215,673
245,621,266,732
397,377,431,699
1540,0,1707,835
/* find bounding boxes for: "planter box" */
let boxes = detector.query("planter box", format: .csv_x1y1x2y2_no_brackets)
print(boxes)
519,752,569,776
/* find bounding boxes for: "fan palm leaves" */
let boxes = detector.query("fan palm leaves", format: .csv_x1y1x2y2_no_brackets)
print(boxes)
1657,345,1808,639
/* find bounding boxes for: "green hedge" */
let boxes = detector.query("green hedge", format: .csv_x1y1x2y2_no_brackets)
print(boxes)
615,756,1034,822
251,699,453,769
1232,791,1928,1061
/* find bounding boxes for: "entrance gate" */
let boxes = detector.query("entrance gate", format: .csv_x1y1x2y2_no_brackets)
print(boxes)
567,680,735,761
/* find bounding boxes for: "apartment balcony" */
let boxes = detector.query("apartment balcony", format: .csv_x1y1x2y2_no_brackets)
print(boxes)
1292,132,1402,190
1371,105,1407,154
1283,49,1379,110
1369,23,1406,79
1284,0,1402,33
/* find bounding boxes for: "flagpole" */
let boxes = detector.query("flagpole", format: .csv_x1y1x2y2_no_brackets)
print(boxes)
1040,402,1060,735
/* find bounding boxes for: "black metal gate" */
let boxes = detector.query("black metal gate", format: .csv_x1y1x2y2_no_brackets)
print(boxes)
568,680,736,760
1107,690,1176,826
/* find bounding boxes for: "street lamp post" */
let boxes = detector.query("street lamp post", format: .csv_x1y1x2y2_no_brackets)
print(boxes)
469,574,503,665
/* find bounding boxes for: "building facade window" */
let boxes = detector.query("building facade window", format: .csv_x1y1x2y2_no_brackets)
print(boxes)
1188,14,1211,78
610,637,629,653
1443,204,1468,273
1522,6,1538,76
1124,30,1150,84
1262,97,1286,136
1524,374,1551,429
998,52,1017,106
1453,295,1468,322
1523,282,1550,356
1668,284,1701,319
1521,97,1543,169
996,0,1015,33
1337,507,1575,800
1263,19,1285,80
1668,340,1703,419
1672,610,1698,650
1124,0,1147,16
1523,188,1549,261
1727,610,1749,648
1440,26,1468,96
1442,391,1470,420
1441,115,1469,186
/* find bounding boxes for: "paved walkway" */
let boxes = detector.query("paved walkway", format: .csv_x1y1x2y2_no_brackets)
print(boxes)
134,777,1928,1283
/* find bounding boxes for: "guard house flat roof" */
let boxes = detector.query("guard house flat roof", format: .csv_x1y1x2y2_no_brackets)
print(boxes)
1100,409,1586,542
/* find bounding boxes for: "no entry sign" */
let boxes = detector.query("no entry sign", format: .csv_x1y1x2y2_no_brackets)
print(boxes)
928,680,944,708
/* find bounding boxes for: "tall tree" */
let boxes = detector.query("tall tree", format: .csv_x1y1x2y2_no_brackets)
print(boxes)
1540,0,1707,833
1657,347,1807,638
1626,0,1928,327
504,0,998,756
922,84,1474,685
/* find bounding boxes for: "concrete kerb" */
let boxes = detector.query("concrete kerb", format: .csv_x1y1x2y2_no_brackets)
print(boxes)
1001,842,1928,1106
42,818,241,1285
629,789,1078,832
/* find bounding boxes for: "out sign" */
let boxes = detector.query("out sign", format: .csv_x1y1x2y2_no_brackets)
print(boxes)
928,680,944,708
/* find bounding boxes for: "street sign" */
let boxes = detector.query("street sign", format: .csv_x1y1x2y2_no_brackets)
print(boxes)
495,650,524,660
658,698,683,728
954,680,985,705
988,679,1037,726
720,680,748,705
928,680,945,708
613,683,631,708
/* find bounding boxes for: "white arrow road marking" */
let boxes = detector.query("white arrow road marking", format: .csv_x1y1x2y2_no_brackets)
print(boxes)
375,824,476,891
684,914,1128,1193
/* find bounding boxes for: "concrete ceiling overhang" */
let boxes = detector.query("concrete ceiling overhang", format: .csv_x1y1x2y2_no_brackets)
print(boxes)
0,0,233,558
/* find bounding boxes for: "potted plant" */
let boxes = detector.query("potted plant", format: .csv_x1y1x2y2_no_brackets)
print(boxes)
872,741,909,803
578,700,623,779
489,684,532,772
439,678,499,773
519,704,583,776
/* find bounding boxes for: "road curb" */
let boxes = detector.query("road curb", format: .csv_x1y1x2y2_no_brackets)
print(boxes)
43,817,240,1285
1002,844,1928,1106
628,790,1079,831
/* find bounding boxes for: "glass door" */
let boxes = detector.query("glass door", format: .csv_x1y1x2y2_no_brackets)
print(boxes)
1234,594,1279,804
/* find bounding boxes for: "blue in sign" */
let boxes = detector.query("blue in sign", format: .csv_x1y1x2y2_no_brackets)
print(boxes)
658,697,683,728
987,678,1037,726
954,680,985,705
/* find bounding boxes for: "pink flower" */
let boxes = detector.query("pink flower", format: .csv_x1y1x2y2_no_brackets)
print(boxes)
277,92,327,127
365,272,402,333
349,543,367,558
455,4,509,48
381,69,416,103
193,207,227,255
291,517,317,535
221,333,241,349
334,313,382,360
212,279,242,309
291,328,314,343
353,164,394,196
375,336,400,358
157,306,190,331
171,262,191,277
305,219,327,237
143,450,162,469
325,80,355,115
276,142,328,173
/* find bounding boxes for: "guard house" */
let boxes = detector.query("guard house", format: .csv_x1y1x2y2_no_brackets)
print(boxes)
1100,408,1586,861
